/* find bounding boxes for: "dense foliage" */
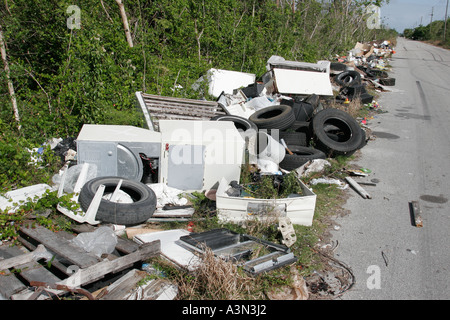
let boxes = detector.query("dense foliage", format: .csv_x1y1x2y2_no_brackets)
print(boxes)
0,0,396,190
403,18,450,48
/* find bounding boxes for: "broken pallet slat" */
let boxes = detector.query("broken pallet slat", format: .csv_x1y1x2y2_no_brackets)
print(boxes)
0,245,61,285
0,248,28,299
19,226,100,269
97,269,147,300
141,278,178,300
17,236,72,276
0,244,50,270
0,274,27,300
58,240,161,288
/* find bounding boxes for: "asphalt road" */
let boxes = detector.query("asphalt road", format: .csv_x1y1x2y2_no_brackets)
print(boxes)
331,37,450,300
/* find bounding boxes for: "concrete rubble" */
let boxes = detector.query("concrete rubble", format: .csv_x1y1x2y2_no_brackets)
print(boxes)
0,40,395,300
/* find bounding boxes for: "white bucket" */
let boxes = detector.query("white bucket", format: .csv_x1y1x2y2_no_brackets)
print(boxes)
257,131,286,164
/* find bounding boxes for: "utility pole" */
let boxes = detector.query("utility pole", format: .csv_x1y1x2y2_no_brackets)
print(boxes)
444,0,449,42
430,7,434,37
430,7,434,25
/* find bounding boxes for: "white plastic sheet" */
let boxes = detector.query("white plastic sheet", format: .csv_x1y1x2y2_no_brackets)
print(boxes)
148,183,189,208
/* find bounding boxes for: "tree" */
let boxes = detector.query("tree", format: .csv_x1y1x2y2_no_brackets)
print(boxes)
116,0,134,47
0,24,20,130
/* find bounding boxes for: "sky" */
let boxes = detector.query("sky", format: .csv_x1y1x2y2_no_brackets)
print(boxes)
380,0,449,32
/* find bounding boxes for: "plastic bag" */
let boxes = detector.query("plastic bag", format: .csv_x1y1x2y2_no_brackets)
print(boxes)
71,226,118,257
52,163,98,193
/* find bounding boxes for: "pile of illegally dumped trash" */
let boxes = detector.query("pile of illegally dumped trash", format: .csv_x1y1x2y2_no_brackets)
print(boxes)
0,40,394,300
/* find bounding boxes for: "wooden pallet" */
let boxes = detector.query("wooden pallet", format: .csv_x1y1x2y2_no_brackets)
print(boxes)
136,92,227,131
0,225,161,300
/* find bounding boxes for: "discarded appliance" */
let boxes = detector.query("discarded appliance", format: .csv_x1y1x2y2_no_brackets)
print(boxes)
266,55,330,73
263,67,333,97
76,120,245,193
158,120,245,192
216,177,317,226
56,119,246,224
262,56,333,97
76,124,161,182
178,228,297,275
192,68,256,98
135,92,227,131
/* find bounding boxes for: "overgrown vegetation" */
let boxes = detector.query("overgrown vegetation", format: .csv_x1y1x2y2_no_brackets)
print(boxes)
0,190,73,243
403,18,450,49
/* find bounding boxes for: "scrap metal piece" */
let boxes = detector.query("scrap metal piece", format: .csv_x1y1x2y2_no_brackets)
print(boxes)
179,228,297,275
29,281,95,300
409,200,423,228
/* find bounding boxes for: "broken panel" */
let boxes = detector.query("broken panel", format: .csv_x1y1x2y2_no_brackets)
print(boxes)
178,228,297,275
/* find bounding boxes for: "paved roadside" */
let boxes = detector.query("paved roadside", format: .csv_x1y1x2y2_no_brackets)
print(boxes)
331,38,450,300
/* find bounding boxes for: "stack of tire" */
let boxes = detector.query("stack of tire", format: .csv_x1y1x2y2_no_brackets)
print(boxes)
243,99,366,171
357,65,396,86
334,69,374,104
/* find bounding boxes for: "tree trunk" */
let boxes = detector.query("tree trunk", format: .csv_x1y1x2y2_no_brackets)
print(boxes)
115,0,134,48
0,24,21,130
194,20,204,64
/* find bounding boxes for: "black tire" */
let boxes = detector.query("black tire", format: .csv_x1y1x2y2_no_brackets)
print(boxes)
210,115,258,132
370,69,389,79
330,62,347,72
358,128,367,149
249,105,296,130
291,102,314,121
79,176,157,225
279,145,326,171
334,71,361,87
311,108,363,157
279,131,308,147
289,121,312,141
379,78,396,86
